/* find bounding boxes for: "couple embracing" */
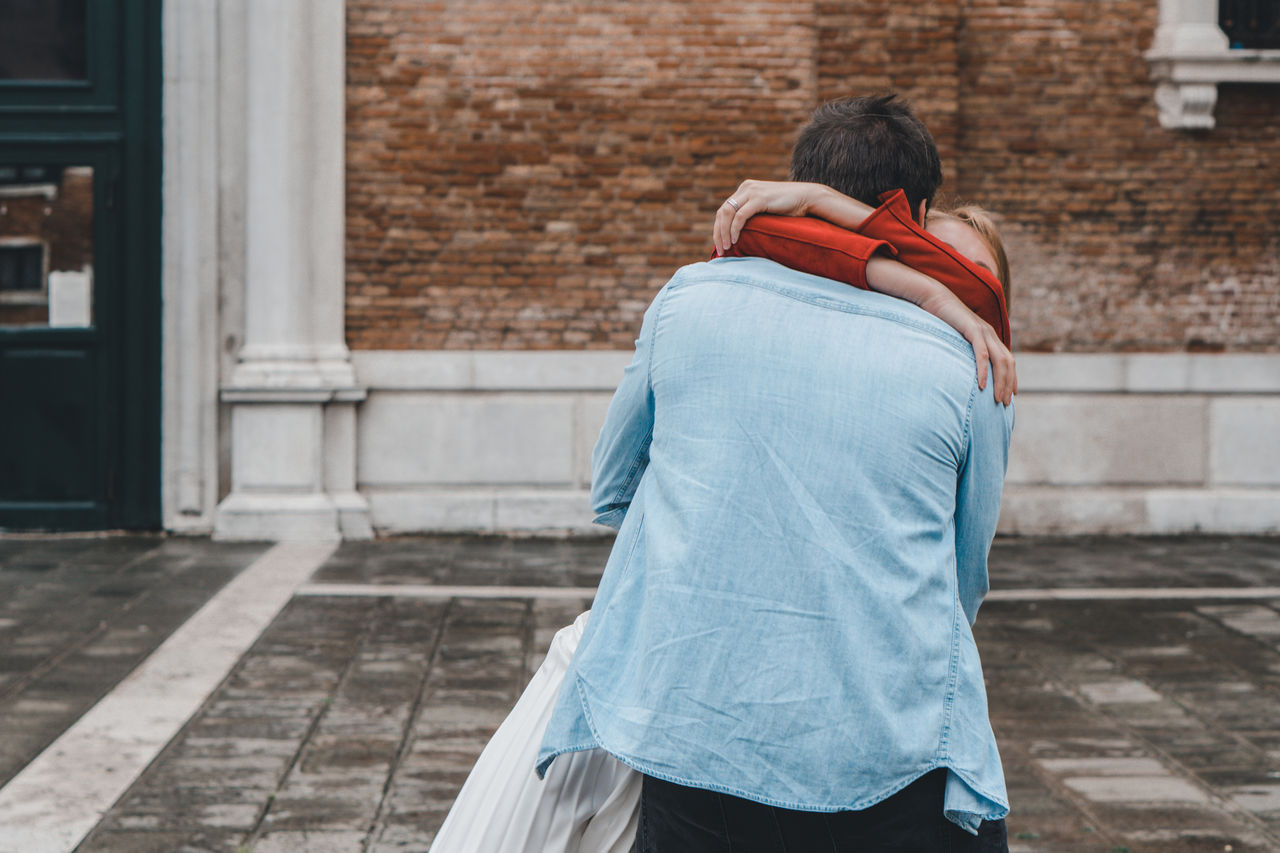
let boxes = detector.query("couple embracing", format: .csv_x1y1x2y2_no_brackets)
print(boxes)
433,94,1016,853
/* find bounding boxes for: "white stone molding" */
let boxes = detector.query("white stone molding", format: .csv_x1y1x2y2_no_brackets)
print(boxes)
1145,0,1280,129
161,0,221,532
1153,81,1220,130
352,351,1280,537
352,351,636,391
1010,353,1280,393
213,0,369,541
352,351,1280,395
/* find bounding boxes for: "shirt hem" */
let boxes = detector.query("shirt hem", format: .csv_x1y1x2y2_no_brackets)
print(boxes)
553,674,1009,831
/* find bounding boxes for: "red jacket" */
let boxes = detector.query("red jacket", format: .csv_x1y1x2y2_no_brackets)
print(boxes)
720,189,1011,348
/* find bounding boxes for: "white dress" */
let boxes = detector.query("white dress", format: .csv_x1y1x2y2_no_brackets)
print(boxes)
428,611,642,853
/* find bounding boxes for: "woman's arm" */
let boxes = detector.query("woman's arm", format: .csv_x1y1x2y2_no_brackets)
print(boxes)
714,181,873,255
865,257,1017,404
715,180,1016,404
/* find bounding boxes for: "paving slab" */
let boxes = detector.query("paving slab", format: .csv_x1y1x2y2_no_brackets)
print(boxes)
2,534,1279,852
0,536,270,787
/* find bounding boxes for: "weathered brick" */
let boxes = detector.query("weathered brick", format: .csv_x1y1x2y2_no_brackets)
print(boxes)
344,1,1280,353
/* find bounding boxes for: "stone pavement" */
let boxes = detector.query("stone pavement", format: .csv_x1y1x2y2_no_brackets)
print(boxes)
0,535,1278,852
0,537,270,790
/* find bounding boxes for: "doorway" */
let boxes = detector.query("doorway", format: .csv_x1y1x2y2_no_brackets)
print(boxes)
0,0,161,529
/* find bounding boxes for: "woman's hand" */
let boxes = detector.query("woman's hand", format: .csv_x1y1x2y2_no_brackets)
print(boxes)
918,291,1018,405
714,180,831,255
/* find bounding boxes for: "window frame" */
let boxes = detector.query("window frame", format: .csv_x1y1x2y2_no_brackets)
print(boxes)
0,238,49,305
0,0,121,114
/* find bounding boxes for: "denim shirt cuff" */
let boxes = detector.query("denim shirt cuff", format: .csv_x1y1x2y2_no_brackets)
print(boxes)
593,508,626,529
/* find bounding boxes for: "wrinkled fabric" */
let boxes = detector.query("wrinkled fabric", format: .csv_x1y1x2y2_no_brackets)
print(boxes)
858,189,1011,347
429,612,640,853
721,213,893,291
720,189,1011,347
537,257,1015,834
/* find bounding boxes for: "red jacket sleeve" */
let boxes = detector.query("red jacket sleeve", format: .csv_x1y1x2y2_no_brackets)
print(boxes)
858,189,1010,348
716,190,1012,348
717,214,894,292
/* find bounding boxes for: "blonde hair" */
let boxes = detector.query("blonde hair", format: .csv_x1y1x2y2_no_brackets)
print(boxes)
928,205,1011,305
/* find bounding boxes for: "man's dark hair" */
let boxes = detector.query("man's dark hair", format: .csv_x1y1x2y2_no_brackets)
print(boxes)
790,94,943,213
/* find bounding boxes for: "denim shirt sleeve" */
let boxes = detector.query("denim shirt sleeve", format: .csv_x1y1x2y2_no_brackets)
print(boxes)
954,393,1015,625
588,284,668,528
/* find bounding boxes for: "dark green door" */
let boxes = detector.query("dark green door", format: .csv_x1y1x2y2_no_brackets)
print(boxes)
0,0,161,530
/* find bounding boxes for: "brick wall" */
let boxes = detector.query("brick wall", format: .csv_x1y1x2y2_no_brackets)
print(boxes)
346,0,814,349
815,0,962,187
345,1,1280,352
957,0,1280,351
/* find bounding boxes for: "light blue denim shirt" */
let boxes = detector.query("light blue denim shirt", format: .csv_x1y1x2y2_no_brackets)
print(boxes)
537,256,1015,832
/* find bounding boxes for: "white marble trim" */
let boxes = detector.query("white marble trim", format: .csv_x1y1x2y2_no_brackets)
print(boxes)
297,582,599,600
161,0,222,531
352,351,633,391
352,351,1280,394
1013,354,1280,394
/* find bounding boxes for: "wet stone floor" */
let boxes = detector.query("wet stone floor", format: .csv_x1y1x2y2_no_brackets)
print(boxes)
0,537,269,789
2,535,1278,852
79,593,592,853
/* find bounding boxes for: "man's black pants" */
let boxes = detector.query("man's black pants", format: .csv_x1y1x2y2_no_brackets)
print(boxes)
637,770,1009,853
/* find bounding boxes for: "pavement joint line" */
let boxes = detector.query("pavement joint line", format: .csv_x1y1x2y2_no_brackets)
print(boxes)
0,546,186,706
297,582,601,600
0,540,338,853
0,596,131,705
245,595,397,848
295,582,1280,602
0,541,176,706
360,598,453,853
986,586,1280,601
1018,635,1280,846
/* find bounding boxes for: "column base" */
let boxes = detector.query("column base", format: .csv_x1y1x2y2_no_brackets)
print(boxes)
213,492,343,542
332,490,374,540
217,377,369,542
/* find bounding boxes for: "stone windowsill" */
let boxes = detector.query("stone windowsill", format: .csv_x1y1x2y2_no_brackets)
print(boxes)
1146,47,1280,129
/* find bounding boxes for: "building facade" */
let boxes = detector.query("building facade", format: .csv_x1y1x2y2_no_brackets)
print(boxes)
2,0,1277,538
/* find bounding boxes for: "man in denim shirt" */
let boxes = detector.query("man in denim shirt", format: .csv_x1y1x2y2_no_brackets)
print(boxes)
538,96,1014,852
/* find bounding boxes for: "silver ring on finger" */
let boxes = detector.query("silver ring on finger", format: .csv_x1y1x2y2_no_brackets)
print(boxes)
726,197,740,211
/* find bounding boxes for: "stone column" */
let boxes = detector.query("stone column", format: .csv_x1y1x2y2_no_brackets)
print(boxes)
214,0,370,540
1150,0,1230,54
161,0,221,532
